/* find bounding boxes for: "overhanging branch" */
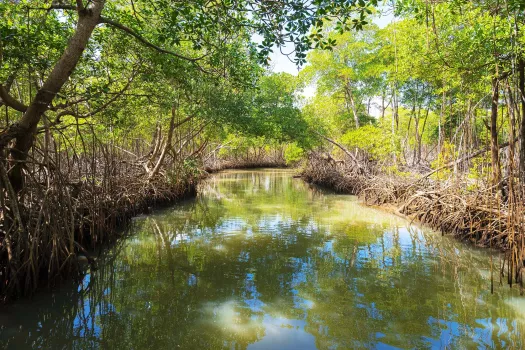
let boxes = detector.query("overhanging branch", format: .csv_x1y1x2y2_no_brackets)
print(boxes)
98,17,209,64
0,85,27,112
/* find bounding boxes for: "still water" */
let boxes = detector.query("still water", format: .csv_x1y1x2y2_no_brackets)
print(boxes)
1,169,525,349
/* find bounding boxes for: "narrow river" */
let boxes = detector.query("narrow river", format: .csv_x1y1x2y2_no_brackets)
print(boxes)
1,169,524,349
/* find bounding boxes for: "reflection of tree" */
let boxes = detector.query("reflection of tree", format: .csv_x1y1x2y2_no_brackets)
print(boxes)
299,225,525,349
1,170,524,349
0,239,127,349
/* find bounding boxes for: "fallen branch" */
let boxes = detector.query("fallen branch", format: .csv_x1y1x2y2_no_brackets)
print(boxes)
314,131,360,167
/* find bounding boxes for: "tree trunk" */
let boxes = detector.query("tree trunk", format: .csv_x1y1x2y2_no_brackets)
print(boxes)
344,83,359,129
518,58,525,183
5,1,105,192
405,108,413,165
391,94,397,165
410,83,419,166
348,91,360,129
381,91,385,120
149,107,177,179
414,108,420,166
505,82,516,180
438,81,445,155
419,108,430,164
392,84,399,131
491,77,502,186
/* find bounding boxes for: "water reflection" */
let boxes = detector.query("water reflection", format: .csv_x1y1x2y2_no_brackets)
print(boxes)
1,169,524,349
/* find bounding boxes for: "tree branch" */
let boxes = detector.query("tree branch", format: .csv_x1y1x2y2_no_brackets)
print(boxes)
0,72,18,108
0,85,27,112
314,130,360,166
76,0,85,11
81,77,134,117
49,97,90,111
38,4,77,11
98,17,209,64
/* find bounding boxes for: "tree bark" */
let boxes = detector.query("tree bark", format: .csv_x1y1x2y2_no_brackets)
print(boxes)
4,1,105,192
414,107,420,165
438,81,445,154
392,85,399,131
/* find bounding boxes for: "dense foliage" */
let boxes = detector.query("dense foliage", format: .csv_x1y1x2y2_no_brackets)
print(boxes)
301,0,525,185
0,0,380,298
2,0,525,298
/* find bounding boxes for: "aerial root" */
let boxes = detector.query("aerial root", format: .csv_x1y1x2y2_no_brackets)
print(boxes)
301,152,525,287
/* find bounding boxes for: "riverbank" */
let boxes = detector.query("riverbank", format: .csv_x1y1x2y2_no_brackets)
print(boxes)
300,152,523,286
203,157,287,173
0,159,291,302
0,170,200,302
204,161,287,173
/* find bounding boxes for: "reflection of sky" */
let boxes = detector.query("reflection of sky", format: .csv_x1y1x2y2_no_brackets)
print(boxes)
424,316,520,348
73,273,109,341
199,192,508,349
248,315,316,350
164,169,524,348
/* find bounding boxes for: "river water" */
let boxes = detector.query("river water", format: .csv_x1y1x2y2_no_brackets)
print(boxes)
1,169,524,349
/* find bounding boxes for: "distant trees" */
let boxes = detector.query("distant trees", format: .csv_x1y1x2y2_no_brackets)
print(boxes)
301,0,525,183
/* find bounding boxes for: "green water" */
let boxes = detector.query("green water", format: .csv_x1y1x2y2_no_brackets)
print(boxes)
1,169,525,349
